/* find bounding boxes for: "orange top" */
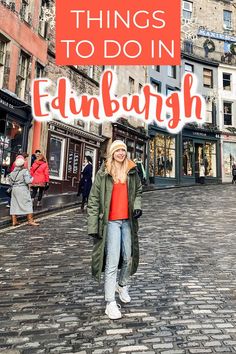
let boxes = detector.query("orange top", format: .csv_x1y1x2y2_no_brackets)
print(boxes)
109,182,129,221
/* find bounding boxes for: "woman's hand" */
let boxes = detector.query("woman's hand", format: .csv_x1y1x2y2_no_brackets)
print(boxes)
133,209,142,219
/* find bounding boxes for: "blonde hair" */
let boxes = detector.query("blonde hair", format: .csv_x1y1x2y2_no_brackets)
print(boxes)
37,153,47,163
105,155,128,183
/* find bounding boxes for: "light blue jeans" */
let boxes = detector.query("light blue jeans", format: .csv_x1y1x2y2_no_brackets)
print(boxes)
104,219,132,302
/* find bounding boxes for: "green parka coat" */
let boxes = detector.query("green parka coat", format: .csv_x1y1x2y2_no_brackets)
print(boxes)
87,160,142,282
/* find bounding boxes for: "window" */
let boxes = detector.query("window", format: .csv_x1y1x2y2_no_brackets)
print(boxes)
185,63,194,72
205,100,213,123
167,66,176,78
35,62,44,78
223,73,231,91
223,10,232,30
183,139,194,176
224,102,232,125
48,135,65,179
151,79,161,93
0,41,6,67
204,142,216,177
183,40,193,54
150,134,176,178
138,83,143,93
183,1,193,20
0,38,7,88
88,65,94,78
39,0,49,38
128,76,134,94
15,51,30,100
223,142,236,177
152,65,160,72
0,118,24,184
20,0,32,24
203,68,213,88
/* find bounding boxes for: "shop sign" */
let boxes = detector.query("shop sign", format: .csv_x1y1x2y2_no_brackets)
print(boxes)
198,28,236,43
192,131,207,137
0,98,14,109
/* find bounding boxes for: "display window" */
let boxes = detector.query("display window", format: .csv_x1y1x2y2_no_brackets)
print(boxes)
48,135,65,180
0,117,24,184
183,139,194,176
150,133,176,178
182,139,217,178
223,142,236,177
84,146,96,181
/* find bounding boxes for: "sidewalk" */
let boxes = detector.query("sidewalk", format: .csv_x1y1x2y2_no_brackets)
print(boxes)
0,183,202,229
0,192,80,229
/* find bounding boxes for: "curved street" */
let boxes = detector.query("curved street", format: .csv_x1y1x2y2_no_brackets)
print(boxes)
0,184,236,354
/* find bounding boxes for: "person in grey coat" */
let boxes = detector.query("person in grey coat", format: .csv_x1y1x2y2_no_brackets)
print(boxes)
9,155,39,227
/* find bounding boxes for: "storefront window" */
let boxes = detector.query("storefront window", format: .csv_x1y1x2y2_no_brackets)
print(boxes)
0,117,24,184
204,142,216,177
223,142,236,177
49,136,65,179
183,139,194,176
151,133,176,178
84,147,96,181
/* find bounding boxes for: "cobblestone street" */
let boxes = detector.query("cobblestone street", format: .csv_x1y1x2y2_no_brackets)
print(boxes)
1,184,236,354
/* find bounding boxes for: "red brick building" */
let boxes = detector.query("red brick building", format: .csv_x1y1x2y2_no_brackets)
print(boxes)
0,0,48,196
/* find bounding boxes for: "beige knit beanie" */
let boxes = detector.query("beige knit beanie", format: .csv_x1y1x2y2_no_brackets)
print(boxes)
109,140,127,156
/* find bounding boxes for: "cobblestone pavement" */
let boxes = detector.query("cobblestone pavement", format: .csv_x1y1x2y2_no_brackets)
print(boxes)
1,184,236,354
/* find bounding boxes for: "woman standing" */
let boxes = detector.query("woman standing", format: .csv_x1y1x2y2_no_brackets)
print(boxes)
30,154,49,207
77,155,93,211
9,155,39,226
88,140,142,320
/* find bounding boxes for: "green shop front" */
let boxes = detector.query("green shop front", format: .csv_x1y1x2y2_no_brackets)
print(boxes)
148,125,221,185
181,127,221,184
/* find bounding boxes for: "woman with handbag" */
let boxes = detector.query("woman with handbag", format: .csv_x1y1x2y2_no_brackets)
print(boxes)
87,140,142,320
9,155,39,226
30,153,49,207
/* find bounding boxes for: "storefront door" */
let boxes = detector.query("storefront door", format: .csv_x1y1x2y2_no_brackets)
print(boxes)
67,141,81,190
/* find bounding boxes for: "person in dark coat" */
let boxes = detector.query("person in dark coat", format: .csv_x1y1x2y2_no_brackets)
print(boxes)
78,155,93,211
232,163,236,184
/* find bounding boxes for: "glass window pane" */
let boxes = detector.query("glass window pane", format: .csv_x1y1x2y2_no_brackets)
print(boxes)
49,136,64,178
205,142,216,177
182,139,194,176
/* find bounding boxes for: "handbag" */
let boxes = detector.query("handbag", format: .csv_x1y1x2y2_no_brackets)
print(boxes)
5,170,21,197
6,186,12,197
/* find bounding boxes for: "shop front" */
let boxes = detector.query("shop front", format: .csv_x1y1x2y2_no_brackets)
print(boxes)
0,89,32,199
181,127,221,184
47,120,104,194
221,133,236,183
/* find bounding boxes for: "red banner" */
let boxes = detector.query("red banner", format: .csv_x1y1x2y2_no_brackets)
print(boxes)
56,0,180,65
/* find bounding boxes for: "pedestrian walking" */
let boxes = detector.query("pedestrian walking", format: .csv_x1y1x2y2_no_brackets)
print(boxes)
87,140,142,320
6,153,29,208
9,155,39,226
30,153,49,207
77,155,93,211
232,163,236,184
